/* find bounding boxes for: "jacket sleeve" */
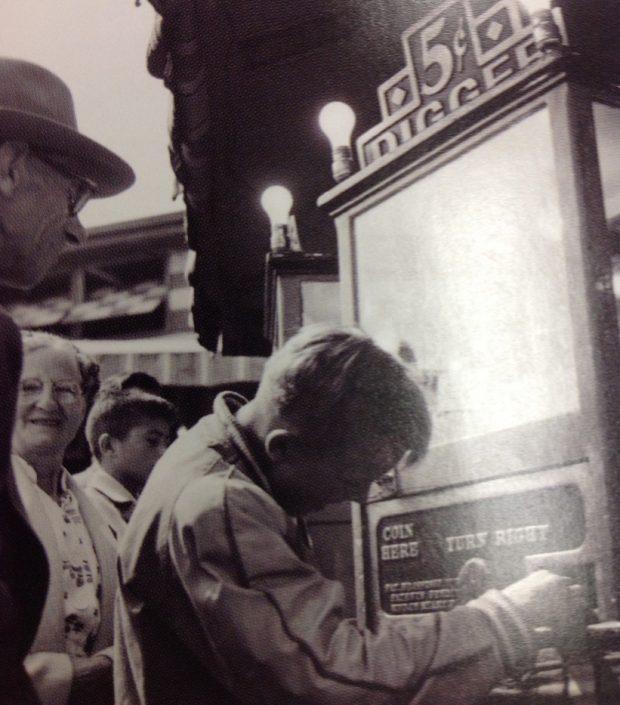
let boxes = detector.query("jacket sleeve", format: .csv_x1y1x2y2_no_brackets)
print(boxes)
168,476,535,705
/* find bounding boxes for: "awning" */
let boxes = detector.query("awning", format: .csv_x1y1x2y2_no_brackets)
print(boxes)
8,283,167,328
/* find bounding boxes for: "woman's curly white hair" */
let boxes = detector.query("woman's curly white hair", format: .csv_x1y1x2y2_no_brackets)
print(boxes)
20,330,100,404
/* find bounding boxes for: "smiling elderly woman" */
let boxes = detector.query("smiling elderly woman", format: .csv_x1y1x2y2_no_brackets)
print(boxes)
11,331,117,705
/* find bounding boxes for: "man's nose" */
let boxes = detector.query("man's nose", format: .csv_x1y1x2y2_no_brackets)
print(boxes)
64,216,86,245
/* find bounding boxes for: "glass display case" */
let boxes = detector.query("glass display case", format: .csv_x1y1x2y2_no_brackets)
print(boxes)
326,80,619,614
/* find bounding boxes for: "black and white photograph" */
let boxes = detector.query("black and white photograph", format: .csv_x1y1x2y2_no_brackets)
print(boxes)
1,1,619,703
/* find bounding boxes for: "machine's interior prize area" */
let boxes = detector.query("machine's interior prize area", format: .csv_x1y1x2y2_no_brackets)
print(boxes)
355,108,578,449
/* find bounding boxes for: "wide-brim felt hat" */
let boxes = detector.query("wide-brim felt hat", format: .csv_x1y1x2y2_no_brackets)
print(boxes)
0,57,135,197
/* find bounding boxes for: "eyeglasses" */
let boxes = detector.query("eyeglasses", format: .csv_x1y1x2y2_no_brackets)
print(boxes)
33,151,98,217
19,378,83,404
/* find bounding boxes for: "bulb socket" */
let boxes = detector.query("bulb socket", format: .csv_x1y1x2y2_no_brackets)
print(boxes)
270,224,290,252
531,9,563,55
331,145,355,183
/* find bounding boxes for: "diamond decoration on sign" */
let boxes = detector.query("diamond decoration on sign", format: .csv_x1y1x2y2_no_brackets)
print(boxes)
390,86,408,107
377,67,417,121
485,20,504,42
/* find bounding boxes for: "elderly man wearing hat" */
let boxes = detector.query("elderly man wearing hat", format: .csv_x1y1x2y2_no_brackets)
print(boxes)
0,57,134,704
0,57,134,288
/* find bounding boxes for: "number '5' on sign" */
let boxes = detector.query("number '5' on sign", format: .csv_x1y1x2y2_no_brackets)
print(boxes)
403,6,471,111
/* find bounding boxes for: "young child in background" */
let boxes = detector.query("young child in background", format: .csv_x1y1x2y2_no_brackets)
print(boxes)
81,390,177,542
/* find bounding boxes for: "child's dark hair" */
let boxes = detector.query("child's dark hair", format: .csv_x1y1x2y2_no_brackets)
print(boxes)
98,371,162,397
85,389,178,460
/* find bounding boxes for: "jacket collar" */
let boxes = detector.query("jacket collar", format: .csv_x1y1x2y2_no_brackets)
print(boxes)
212,391,274,498
212,392,312,549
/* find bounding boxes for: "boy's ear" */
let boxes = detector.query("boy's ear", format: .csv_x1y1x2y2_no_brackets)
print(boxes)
264,429,294,463
98,432,114,457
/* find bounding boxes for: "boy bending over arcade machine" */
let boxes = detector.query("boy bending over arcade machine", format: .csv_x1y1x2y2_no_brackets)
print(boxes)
116,324,574,705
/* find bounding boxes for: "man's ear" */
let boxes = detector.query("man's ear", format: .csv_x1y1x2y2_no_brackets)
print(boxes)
264,429,294,463
0,142,29,199
98,432,114,457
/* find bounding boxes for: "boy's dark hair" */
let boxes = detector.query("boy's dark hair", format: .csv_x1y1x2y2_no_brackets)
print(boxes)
85,389,178,461
260,324,432,466
98,371,162,397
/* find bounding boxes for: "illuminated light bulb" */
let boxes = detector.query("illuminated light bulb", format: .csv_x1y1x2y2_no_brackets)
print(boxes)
260,185,295,252
261,185,293,226
319,102,356,151
318,101,357,182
